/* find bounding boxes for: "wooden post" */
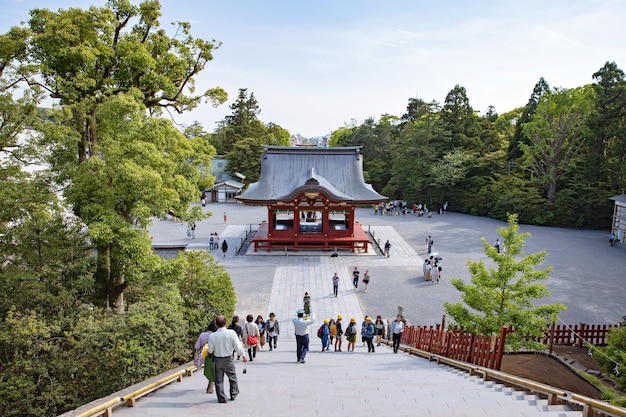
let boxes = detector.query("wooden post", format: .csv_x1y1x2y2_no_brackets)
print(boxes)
494,326,508,371
549,322,555,354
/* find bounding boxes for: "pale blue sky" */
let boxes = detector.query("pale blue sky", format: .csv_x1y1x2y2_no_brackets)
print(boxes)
2,0,625,137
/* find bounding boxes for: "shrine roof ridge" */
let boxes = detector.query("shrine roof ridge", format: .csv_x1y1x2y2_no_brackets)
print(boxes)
237,146,386,204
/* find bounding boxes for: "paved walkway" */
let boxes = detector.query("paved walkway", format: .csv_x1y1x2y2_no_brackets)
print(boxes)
62,203,625,417
150,202,625,327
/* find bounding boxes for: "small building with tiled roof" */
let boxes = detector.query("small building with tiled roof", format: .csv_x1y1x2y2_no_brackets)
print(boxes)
609,194,626,245
237,146,387,252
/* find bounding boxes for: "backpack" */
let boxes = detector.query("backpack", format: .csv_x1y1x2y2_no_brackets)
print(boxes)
345,325,353,337
317,325,323,338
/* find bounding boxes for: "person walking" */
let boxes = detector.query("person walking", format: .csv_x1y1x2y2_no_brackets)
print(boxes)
391,315,405,354
292,307,316,363
207,315,248,403
423,258,431,281
345,318,357,351
265,312,279,351
221,239,228,257
329,318,337,348
430,261,438,284
360,317,368,346
362,270,370,292
364,316,375,353
227,316,243,360
332,272,339,297
320,318,330,351
256,315,266,349
427,236,433,254
374,315,385,346
352,267,360,291
384,240,391,257
242,314,260,361
303,292,311,316
209,233,215,250
494,238,501,253
194,319,217,394
334,315,344,351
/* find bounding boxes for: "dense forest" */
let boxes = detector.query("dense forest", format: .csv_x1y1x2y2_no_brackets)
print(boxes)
329,69,626,229
213,69,626,231
1,0,625,415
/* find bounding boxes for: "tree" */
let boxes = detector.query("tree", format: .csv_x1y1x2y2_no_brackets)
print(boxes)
590,61,626,193
3,1,226,311
509,77,550,160
444,214,566,349
216,88,266,154
429,148,470,192
440,85,481,151
520,86,593,203
598,325,626,391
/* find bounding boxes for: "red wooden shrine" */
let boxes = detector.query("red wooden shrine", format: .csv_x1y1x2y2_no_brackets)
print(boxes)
236,146,386,252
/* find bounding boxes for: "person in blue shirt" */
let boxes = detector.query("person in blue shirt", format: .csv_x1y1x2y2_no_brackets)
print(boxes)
321,319,330,351
364,316,376,353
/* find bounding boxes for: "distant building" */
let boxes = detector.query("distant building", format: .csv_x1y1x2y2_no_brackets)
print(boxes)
609,194,626,244
209,180,245,203
205,158,245,203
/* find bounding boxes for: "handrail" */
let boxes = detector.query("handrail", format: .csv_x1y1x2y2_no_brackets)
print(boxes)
571,394,626,417
397,342,626,417
72,397,121,417
70,366,198,416
120,369,187,406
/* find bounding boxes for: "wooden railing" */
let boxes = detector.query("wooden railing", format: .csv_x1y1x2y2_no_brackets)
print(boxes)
401,325,507,370
385,339,626,417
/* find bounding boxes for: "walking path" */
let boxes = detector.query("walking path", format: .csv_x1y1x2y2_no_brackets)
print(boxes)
62,203,625,417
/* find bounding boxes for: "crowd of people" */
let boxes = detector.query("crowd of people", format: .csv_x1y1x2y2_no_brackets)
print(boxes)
193,292,409,404
193,312,281,403
373,200,448,217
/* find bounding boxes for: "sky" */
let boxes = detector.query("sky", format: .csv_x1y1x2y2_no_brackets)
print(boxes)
2,0,626,137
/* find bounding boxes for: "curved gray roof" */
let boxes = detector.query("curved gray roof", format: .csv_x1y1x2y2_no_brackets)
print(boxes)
237,146,387,204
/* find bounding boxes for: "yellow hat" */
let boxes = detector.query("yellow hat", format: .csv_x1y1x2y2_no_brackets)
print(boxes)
324,318,329,324
350,317,356,323
366,316,372,321
337,314,343,319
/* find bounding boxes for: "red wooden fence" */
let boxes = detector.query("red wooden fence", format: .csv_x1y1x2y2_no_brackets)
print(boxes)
400,322,621,371
401,325,507,370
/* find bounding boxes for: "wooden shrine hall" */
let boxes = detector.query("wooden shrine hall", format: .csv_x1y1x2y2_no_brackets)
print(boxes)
236,146,387,252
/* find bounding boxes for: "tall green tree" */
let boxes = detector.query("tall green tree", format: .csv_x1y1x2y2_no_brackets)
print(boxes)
216,88,290,181
444,214,566,349
440,85,481,151
590,61,626,193
5,0,226,311
520,86,593,203
509,77,550,160
216,88,266,154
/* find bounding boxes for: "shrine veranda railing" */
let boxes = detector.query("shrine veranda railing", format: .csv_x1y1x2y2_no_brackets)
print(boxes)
400,323,622,371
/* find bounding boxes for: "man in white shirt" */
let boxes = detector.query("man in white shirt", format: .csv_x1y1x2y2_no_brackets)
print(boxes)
391,315,405,354
292,308,316,363
208,315,248,403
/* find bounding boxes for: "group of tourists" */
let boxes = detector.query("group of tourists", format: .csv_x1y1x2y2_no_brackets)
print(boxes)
423,255,443,284
193,312,280,404
208,232,228,256
373,201,448,217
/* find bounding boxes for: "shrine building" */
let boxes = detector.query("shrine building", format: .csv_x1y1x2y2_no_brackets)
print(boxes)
236,146,387,252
